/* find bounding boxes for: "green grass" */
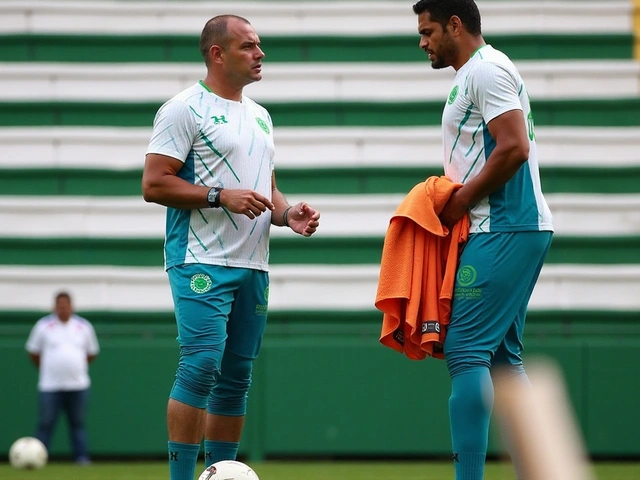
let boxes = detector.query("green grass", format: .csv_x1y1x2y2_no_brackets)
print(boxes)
1,460,640,480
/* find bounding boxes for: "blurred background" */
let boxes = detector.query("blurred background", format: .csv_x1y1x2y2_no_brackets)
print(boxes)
0,0,639,463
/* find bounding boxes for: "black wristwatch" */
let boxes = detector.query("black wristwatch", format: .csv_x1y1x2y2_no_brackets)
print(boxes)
207,187,223,208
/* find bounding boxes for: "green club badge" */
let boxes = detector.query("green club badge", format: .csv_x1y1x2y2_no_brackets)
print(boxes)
190,273,212,294
448,85,459,105
457,265,477,287
255,117,270,134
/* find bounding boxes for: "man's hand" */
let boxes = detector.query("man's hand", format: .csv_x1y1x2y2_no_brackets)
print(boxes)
286,202,320,237
220,189,275,219
439,189,469,230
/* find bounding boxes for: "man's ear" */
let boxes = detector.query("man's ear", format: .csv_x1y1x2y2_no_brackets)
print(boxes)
448,15,463,36
209,45,225,65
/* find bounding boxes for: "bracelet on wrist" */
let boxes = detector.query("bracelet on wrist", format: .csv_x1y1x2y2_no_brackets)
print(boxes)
282,206,292,227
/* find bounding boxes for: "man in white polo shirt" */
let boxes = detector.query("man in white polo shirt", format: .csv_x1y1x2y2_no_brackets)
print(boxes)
26,291,100,465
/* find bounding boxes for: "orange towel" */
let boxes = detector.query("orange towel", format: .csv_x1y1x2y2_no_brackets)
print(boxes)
375,176,469,360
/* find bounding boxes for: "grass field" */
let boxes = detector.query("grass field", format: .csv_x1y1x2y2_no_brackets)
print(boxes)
2,460,640,480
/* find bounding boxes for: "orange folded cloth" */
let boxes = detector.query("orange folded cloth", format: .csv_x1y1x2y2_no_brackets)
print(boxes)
375,176,469,360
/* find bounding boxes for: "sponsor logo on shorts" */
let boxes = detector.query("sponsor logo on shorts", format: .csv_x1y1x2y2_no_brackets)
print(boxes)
456,265,481,299
255,285,269,315
393,328,405,345
455,287,482,300
190,273,212,294
457,265,477,287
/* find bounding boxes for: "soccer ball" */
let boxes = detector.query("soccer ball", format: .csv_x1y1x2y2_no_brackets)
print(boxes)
198,460,259,480
9,437,48,469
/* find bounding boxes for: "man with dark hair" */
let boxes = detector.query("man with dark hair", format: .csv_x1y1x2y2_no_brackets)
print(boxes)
199,14,239,60
411,1,554,479
26,291,99,465
142,14,320,480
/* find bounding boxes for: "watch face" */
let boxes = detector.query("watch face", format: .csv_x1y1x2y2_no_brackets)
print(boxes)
208,189,219,206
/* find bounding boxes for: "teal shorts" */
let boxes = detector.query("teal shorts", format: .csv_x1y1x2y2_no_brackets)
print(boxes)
443,231,553,377
167,264,269,359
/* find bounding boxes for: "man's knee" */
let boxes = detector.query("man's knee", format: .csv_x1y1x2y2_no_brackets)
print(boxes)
444,345,493,378
170,345,224,409
208,351,254,416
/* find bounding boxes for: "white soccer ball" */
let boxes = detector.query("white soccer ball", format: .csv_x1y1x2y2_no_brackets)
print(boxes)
198,460,260,480
9,437,48,469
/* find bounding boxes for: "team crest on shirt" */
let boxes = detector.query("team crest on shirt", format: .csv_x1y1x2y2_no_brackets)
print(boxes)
255,117,270,134
190,273,212,294
448,85,459,105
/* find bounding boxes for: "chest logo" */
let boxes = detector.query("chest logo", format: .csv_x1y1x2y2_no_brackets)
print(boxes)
255,117,270,134
212,115,228,125
448,85,459,105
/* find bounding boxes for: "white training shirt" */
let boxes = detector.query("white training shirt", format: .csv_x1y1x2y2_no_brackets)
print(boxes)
441,45,554,233
26,315,100,392
146,82,275,272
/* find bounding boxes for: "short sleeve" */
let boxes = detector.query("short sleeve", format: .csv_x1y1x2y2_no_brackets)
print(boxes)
146,100,198,162
25,320,44,354
82,318,100,356
467,62,522,124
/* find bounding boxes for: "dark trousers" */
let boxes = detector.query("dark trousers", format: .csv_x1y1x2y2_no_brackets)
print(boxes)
35,388,91,461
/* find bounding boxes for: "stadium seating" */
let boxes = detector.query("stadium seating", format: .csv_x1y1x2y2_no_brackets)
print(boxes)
0,0,638,314
1,0,639,459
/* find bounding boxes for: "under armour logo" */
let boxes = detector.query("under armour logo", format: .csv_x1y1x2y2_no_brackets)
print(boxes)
170,451,179,461
452,453,459,462
212,115,228,125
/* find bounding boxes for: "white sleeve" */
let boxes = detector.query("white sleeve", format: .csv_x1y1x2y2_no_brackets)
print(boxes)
84,321,100,356
146,100,198,162
25,320,44,354
467,62,522,124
